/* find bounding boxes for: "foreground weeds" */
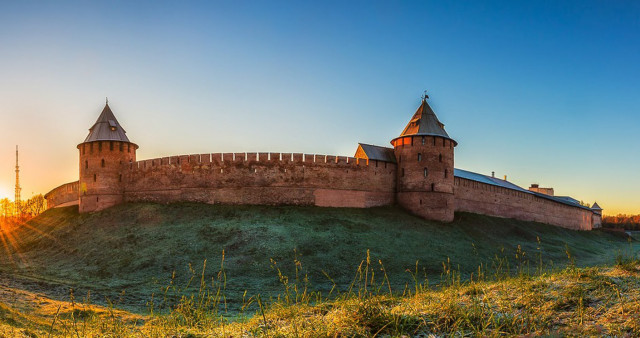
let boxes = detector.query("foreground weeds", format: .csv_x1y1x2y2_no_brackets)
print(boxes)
1,246,640,337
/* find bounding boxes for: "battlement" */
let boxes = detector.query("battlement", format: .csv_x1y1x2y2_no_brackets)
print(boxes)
44,181,79,209
130,152,387,171
120,151,396,208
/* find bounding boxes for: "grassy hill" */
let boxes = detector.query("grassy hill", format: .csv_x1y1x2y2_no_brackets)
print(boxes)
0,203,634,313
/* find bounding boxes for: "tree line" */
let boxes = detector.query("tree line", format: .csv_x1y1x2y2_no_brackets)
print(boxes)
602,214,640,230
0,194,47,221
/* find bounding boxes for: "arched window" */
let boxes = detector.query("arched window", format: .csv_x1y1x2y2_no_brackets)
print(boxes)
439,154,442,162
101,159,105,167
423,168,428,177
417,153,422,161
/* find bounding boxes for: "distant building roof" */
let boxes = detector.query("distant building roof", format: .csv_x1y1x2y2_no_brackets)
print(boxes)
591,202,602,210
392,98,457,145
83,103,131,143
454,168,594,211
355,143,397,163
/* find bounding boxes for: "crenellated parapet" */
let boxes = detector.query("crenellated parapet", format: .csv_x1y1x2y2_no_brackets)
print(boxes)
44,181,79,209
123,152,396,207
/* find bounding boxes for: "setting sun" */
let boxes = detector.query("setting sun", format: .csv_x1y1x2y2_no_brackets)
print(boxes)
0,186,11,201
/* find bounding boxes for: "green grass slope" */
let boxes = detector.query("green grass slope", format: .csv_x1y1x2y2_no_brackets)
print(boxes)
0,203,633,312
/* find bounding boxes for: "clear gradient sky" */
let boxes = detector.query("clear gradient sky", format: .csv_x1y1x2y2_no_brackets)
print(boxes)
0,1,638,215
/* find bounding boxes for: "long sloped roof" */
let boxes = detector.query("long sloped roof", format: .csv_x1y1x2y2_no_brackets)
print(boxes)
83,103,131,143
395,98,457,145
356,143,397,163
454,169,529,192
454,168,593,211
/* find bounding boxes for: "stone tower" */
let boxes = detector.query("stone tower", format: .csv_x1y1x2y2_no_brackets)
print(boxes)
77,102,138,213
391,97,457,222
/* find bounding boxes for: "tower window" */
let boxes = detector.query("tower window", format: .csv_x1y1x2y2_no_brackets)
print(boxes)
417,153,422,161
402,168,405,177
119,142,123,152
90,143,93,153
93,174,97,182
110,142,114,151
445,169,448,178
433,137,436,146
101,159,105,167
119,174,122,182
424,168,428,177
422,136,425,145
85,160,88,169
431,183,435,191
439,154,442,162
98,142,102,152
127,144,131,153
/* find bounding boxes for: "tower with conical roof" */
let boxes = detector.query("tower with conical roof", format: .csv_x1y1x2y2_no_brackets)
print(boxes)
77,102,138,213
590,202,603,228
391,96,457,222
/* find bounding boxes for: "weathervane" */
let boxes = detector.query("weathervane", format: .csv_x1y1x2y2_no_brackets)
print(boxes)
421,90,429,100
106,97,109,104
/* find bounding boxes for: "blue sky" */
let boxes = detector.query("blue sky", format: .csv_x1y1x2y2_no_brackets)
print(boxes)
0,1,638,214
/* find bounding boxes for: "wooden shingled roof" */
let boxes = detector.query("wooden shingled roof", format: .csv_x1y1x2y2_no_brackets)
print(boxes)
83,103,131,143
395,98,457,145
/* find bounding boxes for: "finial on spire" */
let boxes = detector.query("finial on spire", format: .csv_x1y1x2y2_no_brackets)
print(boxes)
106,97,109,105
421,90,429,101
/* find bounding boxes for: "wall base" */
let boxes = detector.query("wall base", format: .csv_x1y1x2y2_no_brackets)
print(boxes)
397,191,455,222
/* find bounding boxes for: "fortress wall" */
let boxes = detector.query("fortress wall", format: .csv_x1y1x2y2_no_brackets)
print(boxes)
454,177,594,230
122,152,397,208
44,181,79,209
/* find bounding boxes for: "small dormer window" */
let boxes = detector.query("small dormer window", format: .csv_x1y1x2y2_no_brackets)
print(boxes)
108,120,117,131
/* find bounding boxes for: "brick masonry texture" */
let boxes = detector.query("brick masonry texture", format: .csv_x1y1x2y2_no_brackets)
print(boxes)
122,153,396,208
454,177,596,230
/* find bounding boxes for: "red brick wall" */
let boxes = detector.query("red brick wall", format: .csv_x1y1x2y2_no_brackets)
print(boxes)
122,153,396,208
394,135,455,222
44,181,79,209
454,177,594,230
77,141,137,212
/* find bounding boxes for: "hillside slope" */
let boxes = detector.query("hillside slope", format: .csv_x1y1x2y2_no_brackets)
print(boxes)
0,203,633,312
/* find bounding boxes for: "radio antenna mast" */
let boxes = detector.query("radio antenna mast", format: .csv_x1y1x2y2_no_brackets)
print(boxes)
15,145,21,216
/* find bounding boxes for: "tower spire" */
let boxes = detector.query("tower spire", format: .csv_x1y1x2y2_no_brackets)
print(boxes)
15,145,21,216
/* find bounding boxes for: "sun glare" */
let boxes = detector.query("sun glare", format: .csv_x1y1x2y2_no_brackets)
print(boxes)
0,186,11,200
